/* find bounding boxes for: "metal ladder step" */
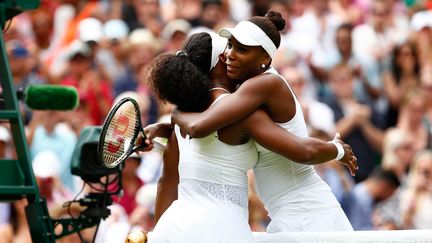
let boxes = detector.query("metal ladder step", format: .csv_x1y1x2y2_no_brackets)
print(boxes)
0,186,37,195
0,110,20,121
0,159,26,185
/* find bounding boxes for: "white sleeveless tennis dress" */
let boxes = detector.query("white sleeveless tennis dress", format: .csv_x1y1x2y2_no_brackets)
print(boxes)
149,97,257,242
254,68,353,232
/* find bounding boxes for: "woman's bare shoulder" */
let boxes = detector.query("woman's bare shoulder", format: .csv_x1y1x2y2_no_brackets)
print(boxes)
241,72,286,91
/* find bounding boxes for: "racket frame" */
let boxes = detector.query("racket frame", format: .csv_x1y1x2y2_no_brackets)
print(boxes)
98,97,145,168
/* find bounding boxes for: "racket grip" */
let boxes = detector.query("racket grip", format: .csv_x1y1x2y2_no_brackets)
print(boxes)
152,140,166,153
133,139,165,154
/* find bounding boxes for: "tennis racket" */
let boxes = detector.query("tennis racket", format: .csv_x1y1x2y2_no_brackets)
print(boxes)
98,97,149,168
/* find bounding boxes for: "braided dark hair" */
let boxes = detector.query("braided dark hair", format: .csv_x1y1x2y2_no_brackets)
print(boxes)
248,10,285,49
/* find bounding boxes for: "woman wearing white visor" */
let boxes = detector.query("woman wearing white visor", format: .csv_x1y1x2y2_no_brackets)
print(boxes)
172,10,355,232
146,30,356,242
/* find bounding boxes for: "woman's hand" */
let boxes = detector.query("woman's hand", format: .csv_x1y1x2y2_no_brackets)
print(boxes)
144,123,173,140
170,109,203,137
135,123,173,152
333,133,358,176
136,132,153,152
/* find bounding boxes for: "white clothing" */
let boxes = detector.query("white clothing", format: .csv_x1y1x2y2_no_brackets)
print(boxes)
149,123,257,243
304,98,336,136
400,190,432,229
253,68,353,232
352,23,407,73
281,10,342,56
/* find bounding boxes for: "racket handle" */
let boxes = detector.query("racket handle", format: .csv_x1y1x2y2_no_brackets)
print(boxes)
132,139,166,154
151,140,166,153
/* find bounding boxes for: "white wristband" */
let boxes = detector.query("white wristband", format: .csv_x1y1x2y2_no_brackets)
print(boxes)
330,140,345,160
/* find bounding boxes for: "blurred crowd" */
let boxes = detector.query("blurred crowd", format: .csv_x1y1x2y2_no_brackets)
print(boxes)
0,0,432,242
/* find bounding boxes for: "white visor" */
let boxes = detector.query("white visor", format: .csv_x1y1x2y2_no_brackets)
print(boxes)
209,32,227,71
218,21,277,59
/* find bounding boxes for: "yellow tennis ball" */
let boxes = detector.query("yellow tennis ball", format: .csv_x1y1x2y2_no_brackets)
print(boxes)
125,230,147,243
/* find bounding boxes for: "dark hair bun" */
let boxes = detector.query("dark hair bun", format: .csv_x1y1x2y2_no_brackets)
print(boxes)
265,10,285,32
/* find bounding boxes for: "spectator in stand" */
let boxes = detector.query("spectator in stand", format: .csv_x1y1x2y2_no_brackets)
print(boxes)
45,0,102,78
65,96,94,137
27,111,78,192
98,19,130,84
350,1,410,125
341,166,400,230
28,8,56,84
0,199,32,243
61,40,113,125
113,154,144,216
191,0,225,32
77,17,112,85
94,204,129,243
226,0,252,23
113,28,160,97
5,40,46,124
29,8,53,57
329,0,363,26
411,10,432,69
109,0,142,31
372,128,418,230
141,0,165,36
269,0,291,35
381,128,417,182
396,88,428,151
382,41,421,127
114,29,161,124
283,0,342,59
288,0,310,19
160,19,191,53
96,184,157,243
352,0,407,73
132,183,158,231
31,150,73,211
421,69,432,149
400,150,432,229
322,63,384,182
308,23,381,104
172,0,202,27
0,126,13,160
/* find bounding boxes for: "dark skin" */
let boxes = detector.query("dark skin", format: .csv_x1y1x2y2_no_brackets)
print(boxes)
171,37,358,171
151,55,356,222
171,37,297,135
154,130,179,222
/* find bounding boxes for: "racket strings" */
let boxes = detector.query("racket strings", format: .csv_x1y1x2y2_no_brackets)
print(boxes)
102,102,140,167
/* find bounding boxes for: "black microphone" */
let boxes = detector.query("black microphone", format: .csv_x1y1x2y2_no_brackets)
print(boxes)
12,84,80,110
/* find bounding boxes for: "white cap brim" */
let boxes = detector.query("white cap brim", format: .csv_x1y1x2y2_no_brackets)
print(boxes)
411,10,432,31
218,21,277,58
219,27,260,47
